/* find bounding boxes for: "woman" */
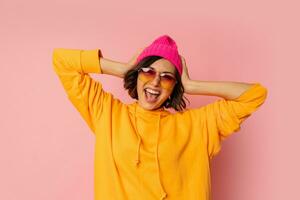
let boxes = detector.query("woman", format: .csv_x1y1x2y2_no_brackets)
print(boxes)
52,35,268,200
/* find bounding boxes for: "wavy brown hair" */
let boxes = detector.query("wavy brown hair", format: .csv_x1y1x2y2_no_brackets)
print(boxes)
123,56,189,112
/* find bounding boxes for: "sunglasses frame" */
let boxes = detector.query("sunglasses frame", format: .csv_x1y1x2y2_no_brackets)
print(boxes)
137,67,178,87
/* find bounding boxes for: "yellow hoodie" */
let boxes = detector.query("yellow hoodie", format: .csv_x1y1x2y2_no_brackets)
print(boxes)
52,48,268,200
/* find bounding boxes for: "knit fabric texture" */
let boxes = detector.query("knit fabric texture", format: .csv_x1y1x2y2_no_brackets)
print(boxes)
136,34,183,75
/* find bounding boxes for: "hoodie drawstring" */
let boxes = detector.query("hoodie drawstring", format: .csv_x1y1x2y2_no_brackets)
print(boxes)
134,104,142,166
135,135,142,166
156,114,167,199
133,104,167,199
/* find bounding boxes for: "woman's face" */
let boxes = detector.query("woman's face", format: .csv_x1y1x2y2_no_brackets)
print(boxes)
137,58,177,111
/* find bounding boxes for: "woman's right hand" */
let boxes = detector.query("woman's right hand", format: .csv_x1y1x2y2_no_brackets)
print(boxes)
125,47,145,71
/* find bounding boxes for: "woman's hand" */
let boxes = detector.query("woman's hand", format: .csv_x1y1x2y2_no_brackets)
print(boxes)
126,47,145,70
180,55,191,92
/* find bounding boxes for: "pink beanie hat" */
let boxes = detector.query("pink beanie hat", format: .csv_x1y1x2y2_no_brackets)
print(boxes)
135,34,183,75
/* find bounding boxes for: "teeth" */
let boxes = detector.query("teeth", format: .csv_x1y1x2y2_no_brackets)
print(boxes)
146,88,160,95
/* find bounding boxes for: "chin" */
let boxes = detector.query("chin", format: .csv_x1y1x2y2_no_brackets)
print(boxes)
143,103,158,110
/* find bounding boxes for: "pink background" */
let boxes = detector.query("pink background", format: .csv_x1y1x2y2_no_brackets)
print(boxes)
0,0,298,199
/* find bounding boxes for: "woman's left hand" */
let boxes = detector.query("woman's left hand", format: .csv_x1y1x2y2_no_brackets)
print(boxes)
180,55,191,92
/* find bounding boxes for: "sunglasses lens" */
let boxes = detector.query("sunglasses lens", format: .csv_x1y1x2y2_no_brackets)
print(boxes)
139,68,156,82
160,75,176,89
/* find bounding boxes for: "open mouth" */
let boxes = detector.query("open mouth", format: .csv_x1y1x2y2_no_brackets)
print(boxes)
144,88,161,103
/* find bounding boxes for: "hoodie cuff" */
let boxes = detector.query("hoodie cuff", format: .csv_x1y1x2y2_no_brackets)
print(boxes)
232,82,268,102
80,49,103,74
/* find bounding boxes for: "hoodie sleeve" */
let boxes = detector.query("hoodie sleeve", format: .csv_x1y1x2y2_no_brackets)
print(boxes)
187,83,268,159
52,48,113,134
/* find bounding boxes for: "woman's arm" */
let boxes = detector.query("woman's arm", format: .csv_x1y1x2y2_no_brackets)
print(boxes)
179,56,268,158
100,47,145,78
52,48,112,134
100,57,128,78
184,80,254,100
180,55,255,100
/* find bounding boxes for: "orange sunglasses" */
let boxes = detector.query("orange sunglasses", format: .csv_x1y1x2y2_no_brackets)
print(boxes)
137,67,177,90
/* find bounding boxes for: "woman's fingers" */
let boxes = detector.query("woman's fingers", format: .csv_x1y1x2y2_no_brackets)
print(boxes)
127,47,146,69
180,55,190,81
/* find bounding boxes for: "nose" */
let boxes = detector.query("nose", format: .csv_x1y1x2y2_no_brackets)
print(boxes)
150,74,161,86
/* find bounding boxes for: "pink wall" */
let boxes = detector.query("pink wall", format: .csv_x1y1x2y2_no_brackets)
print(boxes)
0,0,298,199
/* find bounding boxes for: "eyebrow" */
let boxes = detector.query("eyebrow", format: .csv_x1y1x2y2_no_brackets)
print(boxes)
148,66,175,76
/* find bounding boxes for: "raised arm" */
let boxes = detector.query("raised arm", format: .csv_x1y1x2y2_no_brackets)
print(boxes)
52,48,115,134
52,47,144,134
184,80,255,100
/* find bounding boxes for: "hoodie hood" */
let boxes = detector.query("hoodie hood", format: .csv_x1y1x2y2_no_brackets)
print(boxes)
127,101,170,199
